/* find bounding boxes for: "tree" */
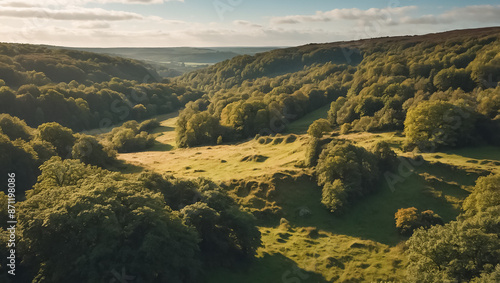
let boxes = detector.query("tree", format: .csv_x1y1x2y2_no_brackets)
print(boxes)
463,174,500,217
433,67,475,91
404,101,476,151
307,118,332,138
395,207,443,236
0,114,34,141
316,140,380,212
321,179,348,213
37,122,76,157
72,134,115,167
371,141,398,171
19,158,202,282
406,174,500,282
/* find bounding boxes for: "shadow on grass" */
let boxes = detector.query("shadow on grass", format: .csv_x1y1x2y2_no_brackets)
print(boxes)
207,253,328,283
152,125,175,134
286,105,330,135
149,142,174,152
113,159,144,174
442,146,500,162
264,161,473,246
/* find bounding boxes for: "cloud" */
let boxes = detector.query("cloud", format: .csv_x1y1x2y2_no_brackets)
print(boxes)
0,7,144,21
401,5,500,25
0,1,41,7
233,20,262,28
271,6,417,24
76,21,111,29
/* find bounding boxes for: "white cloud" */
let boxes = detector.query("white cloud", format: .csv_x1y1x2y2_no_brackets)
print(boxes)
401,5,500,25
0,7,144,21
233,20,262,28
271,6,417,24
76,21,111,29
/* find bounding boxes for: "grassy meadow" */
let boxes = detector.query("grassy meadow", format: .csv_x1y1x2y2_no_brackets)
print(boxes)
114,106,496,282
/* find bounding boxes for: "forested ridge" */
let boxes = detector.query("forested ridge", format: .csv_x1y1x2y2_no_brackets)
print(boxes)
0,43,203,131
174,27,500,148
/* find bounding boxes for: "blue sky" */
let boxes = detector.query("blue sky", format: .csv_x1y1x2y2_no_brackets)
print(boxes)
0,0,499,47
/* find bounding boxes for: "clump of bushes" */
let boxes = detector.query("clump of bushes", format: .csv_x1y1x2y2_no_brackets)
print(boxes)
395,207,443,236
138,118,160,133
316,140,382,213
103,120,156,153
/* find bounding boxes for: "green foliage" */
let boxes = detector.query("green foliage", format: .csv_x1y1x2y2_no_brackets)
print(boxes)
321,179,348,213
138,118,161,133
404,101,476,151
19,158,202,282
316,140,380,213
406,174,500,282
307,118,331,138
463,174,500,217
433,67,475,91
305,137,321,167
0,44,204,132
0,114,34,141
176,105,222,147
139,172,262,266
0,133,38,194
395,207,443,236
72,134,116,167
104,120,155,153
370,141,398,171
37,122,75,157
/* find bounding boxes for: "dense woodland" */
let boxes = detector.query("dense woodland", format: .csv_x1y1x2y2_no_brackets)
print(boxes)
173,28,500,148
0,27,499,282
0,43,203,131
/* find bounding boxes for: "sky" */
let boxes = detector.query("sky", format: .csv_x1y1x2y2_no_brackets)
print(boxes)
0,0,499,47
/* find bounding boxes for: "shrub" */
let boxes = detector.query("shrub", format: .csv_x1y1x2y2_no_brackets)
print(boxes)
138,118,160,133
105,120,156,153
395,207,443,236
321,180,348,213
72,134,116,167
307,118,332,138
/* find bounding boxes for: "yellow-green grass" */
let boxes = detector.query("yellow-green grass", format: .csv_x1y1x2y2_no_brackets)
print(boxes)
286,105,330,134
208,226,406,283
338,131,500,175
119,134,308,180
113,111,494,283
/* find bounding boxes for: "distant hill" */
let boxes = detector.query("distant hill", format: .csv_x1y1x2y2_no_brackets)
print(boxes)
176,27,500,90
52,46,281,77
0,42,161,86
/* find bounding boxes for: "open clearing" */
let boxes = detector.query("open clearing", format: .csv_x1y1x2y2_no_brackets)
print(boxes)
115,109,498,282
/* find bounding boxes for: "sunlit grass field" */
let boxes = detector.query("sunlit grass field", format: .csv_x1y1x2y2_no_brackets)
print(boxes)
114,108,498,282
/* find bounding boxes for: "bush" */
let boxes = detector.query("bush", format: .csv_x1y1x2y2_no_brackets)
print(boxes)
305,137,320,167
371,141,398,171
104,121,156,153
307,118,332,138
321,179,348,213
395,207,443,236
138,118,161,133
72,134,116,167
316,140,380,213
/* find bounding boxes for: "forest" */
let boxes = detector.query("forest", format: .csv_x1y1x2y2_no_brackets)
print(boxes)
0,26,499,282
